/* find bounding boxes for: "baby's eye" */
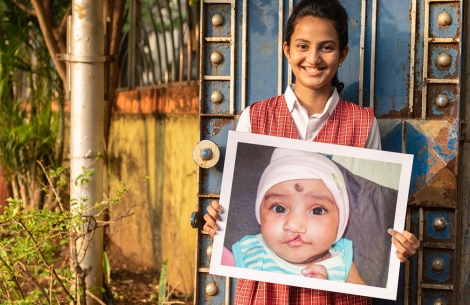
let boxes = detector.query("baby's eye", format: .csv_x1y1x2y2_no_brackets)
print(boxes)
310,207,326,215
271,205,286,213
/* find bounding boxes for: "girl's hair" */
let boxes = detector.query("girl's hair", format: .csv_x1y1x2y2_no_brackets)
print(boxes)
284,0,349,93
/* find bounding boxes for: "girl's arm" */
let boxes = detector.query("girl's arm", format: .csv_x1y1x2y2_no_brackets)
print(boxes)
345,262,366,285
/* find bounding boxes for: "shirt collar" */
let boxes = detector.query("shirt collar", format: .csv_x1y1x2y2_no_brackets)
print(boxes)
284,84,340,117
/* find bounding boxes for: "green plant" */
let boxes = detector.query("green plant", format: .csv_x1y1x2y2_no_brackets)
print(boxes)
158,260,168,305
0,167,132,304
0,0,65,210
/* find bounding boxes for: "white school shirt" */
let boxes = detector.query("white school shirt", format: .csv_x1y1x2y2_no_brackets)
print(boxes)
236,85,382,150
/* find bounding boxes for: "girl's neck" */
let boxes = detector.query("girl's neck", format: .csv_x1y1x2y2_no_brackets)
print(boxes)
294,85,333,117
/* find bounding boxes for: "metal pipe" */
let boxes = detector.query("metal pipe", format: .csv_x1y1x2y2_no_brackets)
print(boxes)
358,0,366,106
70,0,105,303
369,0,377,109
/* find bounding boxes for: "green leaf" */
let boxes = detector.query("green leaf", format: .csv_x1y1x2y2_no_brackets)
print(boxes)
158,260,168,305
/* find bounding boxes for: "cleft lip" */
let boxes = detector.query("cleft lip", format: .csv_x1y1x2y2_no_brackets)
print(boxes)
286,234,307,245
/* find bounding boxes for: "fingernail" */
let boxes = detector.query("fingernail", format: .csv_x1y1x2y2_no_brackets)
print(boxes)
395,250,399,254
388,228,394,234
217,216,222,221
218,207,224,214
391,237,395,242
301,268,307,275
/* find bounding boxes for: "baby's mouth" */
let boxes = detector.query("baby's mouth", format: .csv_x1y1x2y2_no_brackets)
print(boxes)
286,235,307,246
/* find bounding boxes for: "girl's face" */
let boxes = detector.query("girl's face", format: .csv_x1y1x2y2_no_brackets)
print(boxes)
259,179,339,265
283,16,348,96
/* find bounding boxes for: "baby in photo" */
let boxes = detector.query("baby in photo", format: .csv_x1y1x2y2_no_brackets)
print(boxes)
227,148,365,284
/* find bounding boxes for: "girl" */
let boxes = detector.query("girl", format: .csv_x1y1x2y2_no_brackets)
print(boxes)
204,0,420,303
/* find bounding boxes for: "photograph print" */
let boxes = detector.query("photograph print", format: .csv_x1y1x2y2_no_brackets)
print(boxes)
209,131,414,300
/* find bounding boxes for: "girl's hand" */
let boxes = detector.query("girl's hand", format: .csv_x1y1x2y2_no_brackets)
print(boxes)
388,229,420,262
301,264,328,280
203,200,223,238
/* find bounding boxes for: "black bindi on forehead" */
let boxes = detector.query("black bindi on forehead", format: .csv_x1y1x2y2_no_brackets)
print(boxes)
294,183,304,192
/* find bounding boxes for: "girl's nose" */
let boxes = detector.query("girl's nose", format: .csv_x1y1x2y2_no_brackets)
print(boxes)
306,49,321,65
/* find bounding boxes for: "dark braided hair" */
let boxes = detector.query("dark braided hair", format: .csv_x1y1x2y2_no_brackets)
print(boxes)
284,0,349,93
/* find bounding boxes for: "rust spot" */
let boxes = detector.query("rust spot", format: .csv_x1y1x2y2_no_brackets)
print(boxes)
73,3,88,19
434,125,453,156
408,162,457,208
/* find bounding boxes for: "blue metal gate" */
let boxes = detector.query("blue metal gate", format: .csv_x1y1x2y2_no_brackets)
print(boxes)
191,0,468,304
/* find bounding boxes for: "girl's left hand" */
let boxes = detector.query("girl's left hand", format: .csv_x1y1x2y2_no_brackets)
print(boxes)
388,229,420,262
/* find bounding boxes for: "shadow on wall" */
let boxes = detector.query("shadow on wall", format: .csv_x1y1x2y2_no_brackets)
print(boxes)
106,83,199,297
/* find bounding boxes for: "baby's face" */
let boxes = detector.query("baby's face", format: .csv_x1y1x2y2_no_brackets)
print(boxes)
260,179,339,265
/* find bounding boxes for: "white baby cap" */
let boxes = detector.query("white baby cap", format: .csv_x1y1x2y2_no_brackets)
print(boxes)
255,147,349,243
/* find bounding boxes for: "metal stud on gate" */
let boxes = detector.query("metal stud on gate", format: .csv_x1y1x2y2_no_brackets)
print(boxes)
437,11,452,26
433,299,447,305
205,282,218,296
437,53,451,67
211,90,224,104
431,258,445,272
212,14,224,27
192,140,220,168
435,94,449,108
210,51,224,65
432,216,448,230
206,245,213,258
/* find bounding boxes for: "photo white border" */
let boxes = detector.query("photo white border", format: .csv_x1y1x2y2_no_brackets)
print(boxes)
209,130,414,300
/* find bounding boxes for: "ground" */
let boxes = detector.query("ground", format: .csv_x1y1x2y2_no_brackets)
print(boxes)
106,240,191,305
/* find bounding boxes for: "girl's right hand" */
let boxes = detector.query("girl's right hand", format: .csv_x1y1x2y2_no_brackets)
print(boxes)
203,200,223,238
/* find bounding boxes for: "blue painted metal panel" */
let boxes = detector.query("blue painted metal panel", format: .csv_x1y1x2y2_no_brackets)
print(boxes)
427,84,457,118
197,273,227,304
203,81,231,115
203,42,232,76
246,0,281,104
408,209,420,305
423,250,453,284
423,210,452,240
405,120,458,194
378,120,402,153
422,290,453,305
204,4,232,37
338,0,362,104
372,0,411,117
429,3,460,39
428,44,459,79
198,228,214,269
405,122,438,194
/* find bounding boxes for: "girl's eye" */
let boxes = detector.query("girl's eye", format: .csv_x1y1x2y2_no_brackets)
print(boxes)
271,205,286,213
297,44,308,50
310,207,326,215
321,45,333,51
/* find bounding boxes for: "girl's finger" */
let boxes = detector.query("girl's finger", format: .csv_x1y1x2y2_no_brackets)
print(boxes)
210,200,224,214
394,249,407,263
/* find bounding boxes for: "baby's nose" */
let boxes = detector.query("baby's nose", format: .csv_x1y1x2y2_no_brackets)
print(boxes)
283,212,307,233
